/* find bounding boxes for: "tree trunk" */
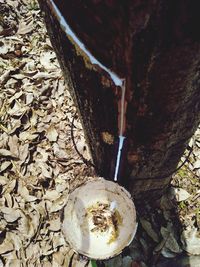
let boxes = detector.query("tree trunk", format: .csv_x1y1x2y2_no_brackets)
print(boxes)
39,0,200,200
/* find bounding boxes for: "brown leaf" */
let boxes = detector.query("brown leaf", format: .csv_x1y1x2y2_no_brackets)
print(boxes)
8,135,19,157
1,207,21,222
0,149,15,157
46,125,58,142
48,218,61,232
0,241,14,254
17,19,34,35
19,143,30,163
0,161,12,172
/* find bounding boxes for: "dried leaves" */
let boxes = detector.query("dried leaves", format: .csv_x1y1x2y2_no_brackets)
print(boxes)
0,0,199,266
0,0,91,266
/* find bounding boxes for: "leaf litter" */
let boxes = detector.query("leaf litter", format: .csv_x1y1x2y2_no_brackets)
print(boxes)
0,1,200,267
0,0,93,266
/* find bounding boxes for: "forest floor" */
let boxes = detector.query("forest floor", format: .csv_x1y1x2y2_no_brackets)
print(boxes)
0,1,199,266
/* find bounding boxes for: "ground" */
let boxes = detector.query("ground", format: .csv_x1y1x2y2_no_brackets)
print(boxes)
0,1,199,266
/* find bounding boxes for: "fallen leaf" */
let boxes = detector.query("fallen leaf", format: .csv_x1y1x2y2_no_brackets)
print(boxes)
43,190,60,200
1,207,21,222
8,135,19,157
0,161,12,172
0,149,14,157
17,18,34,35
19,143,30,162
49,194,68,213
52,250,65,266
181,228,200,255
7,101,28,116
46,125,58,142
193,159,200,169
48,218,61,232
0,175,9,186
51,233,65,248
171,187,191,202
19,131,38,141
40,51,57,70
18,183,38,202
0,241,14,254
6,259,21,267
33,71,59,79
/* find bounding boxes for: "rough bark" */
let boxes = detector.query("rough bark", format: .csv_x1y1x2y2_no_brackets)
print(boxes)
39,0,200,199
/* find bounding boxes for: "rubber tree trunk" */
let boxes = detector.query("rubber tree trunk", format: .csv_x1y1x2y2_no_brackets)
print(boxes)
39,0,200,200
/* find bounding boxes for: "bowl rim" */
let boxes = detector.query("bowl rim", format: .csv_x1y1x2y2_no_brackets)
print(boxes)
61,178,138,260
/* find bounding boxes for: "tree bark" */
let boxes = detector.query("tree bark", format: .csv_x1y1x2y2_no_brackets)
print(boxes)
39,0,200,199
